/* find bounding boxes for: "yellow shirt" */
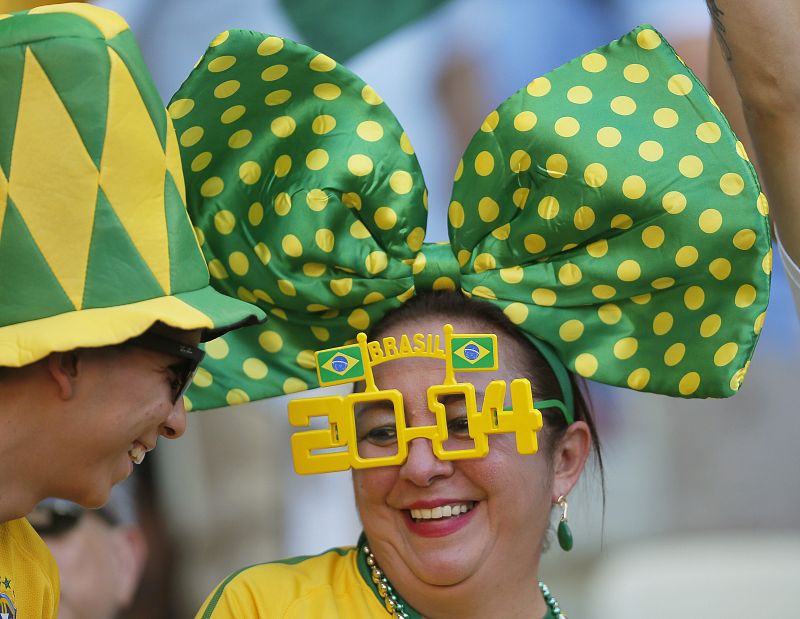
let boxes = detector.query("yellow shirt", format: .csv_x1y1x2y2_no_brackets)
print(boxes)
196,545,399,619
0,518,59,619
197,540,559,619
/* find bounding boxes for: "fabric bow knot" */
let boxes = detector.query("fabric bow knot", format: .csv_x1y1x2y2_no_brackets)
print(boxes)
412,243,462,292
169,25,770,412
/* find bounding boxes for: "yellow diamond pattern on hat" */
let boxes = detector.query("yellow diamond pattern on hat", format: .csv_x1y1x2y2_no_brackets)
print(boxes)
9,48,99,309
165,112,187,207
29,2,128,39
0,165,7,244
99,48,171,294
0,5,265,368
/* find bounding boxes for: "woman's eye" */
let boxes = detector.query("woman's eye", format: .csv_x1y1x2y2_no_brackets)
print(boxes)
354,403,398,447
360,425,398,446
446,416,471,438
442,395,470,439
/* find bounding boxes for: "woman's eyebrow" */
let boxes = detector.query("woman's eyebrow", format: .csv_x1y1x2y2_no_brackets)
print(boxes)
437,390,516,409
435,393,469,406
353,401,395,419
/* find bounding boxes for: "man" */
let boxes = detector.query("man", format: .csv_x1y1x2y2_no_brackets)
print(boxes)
0,4,264,617
28,482,147,619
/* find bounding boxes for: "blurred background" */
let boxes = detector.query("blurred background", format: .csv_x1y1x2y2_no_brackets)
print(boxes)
7,0,799,616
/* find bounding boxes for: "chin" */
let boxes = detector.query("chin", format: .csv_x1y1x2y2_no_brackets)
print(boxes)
407,544,484,587
72,464,124,508
75,482,114,509
61,487,108,510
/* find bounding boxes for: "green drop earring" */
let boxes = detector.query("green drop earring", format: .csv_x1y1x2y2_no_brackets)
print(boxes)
556,495,573,551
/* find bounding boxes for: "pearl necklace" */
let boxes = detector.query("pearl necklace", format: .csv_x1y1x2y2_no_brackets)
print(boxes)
361,543,567,618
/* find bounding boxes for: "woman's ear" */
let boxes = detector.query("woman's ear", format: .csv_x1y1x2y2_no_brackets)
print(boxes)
47,351,79,400
550,420,592,500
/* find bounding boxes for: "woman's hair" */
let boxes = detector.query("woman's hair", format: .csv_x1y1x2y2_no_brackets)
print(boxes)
370,290,605,489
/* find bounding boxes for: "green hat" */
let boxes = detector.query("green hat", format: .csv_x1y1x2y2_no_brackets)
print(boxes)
171,25,770,411
0,4,265,368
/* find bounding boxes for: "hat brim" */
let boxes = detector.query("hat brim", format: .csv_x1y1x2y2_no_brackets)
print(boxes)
0,285,265,368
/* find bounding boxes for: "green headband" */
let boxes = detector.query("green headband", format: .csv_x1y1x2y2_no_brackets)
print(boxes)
170,25,771,413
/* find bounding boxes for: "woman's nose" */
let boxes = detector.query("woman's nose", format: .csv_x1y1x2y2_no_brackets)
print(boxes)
398,436,454,487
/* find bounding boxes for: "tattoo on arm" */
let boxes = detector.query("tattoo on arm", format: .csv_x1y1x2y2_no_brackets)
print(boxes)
706,0,733,61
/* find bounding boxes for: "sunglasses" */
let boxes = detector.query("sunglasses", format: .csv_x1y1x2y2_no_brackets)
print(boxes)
28,500,118,537
126,332,205,404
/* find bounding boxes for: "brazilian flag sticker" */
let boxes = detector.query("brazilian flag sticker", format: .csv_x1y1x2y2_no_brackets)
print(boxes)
450,335,498,371
316,344,365,386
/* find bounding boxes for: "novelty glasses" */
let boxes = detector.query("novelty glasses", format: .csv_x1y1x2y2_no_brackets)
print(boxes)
288,324,568,474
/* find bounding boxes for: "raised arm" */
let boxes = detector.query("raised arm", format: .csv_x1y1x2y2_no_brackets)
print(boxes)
706,0,800,270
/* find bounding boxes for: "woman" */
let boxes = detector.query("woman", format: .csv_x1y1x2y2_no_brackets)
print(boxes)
172,23,770,618
357,292,597,618
197,291,592,617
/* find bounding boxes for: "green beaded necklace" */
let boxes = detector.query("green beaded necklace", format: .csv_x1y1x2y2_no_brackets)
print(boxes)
360,543,567,618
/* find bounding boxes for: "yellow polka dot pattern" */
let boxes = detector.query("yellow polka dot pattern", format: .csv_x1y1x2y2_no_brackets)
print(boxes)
447,24,770,401
172,29,428,410
173,25,768,411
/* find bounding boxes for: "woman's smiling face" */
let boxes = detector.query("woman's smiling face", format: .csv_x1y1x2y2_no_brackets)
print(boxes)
351,313,559,589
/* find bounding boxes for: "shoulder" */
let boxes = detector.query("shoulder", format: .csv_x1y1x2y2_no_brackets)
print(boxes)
0,519,60,618
2,518,59,578
196,546,359,619
224,545,358,590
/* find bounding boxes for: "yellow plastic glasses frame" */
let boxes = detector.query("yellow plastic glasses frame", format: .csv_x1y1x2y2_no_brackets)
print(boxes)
288,325,549,475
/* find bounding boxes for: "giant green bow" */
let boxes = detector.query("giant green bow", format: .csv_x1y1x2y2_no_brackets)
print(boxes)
170,26,770,412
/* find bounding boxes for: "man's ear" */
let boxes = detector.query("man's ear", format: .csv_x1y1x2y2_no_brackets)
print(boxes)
47,351,79,400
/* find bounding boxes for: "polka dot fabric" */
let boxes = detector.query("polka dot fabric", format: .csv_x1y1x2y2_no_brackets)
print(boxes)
170,31,426,410
450,25,770,398
175,25,770,411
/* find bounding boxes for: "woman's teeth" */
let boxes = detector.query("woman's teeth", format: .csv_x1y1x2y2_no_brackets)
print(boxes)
129,444,146,465
410,501,475,521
